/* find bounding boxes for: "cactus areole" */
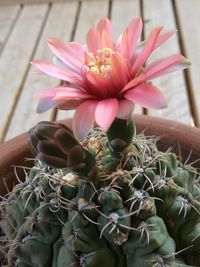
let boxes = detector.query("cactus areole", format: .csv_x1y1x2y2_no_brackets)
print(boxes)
1,18,200,267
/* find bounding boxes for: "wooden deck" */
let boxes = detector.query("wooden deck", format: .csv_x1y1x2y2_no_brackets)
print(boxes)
0,0,200,143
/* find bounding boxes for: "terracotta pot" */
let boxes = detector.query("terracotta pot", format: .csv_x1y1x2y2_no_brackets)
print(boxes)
0,115,200,196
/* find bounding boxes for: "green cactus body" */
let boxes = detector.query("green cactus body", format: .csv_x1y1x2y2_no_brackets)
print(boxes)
1,119,200,267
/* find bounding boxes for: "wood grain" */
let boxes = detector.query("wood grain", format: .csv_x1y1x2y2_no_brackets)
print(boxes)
0,4,49,142
143,0,191,124
4,2,79,141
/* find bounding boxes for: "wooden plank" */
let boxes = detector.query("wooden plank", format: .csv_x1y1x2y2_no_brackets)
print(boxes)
56,0,109,120
4,2,79,141
143,0,191,124
111,0,140,41
0,0,109,5
111,0,142,115
0,4,49,142
0,5,21,54
174,0,200,125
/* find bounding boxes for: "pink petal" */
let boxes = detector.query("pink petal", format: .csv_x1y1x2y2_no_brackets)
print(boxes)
53,88,95,100
154,30,175,50
47,38,85,74
53,56,73,72
135,30,175,57
116,18,143,60
124,83,167,109
110,53,130,90
100,30,113,49
73,100,98,140
95,98,118,130
37,98,57,113
33,87,58,99
33,86,89,100
31,61,84,86
35,88,88,112
87,27,101,54
97,18,112,36
117,99,135,119
144,54,190,80
121,73,145,92
36,98,83,113
57,99,84,110
131,27,162,74
85,71,110,98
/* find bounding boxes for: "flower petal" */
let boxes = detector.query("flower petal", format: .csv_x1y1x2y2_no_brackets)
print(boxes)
73,100,98,140
31,61,84,86
33,87,58,99
116,18,143,60
97,18,112,36
154,30,175,50
144,54,190,80
131,27,162,74
85,71,110,98
100,30,113,49
110,53,130,90
135,30,175,57
117,99,134,119
125,83,167,109
47,38,85,74
53,88,95,101
96,18,113,49
122,73,145,92
53,56,73,73
37,98,57,113
33,86,89,100
57,99,84,110
87,26,101,54
95,98,118,130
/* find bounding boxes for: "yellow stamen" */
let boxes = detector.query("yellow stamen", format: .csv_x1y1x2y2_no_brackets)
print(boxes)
98,47,114,56
84,47,115,78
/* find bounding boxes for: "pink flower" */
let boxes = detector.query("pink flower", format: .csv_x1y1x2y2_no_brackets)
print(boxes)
32,18,190,140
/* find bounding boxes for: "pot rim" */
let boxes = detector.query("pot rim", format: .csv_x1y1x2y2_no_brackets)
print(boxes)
0,115,200,195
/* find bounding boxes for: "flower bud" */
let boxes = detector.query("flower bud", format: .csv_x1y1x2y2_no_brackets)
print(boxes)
28,121,96,177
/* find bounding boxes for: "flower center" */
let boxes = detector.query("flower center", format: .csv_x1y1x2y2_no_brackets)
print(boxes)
84,47,114,78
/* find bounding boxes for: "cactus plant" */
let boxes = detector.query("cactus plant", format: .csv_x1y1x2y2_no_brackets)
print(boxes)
1,119,200,267
1,17,198,266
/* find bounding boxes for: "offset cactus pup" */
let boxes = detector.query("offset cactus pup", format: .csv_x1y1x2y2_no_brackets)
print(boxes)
1,115,200,267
